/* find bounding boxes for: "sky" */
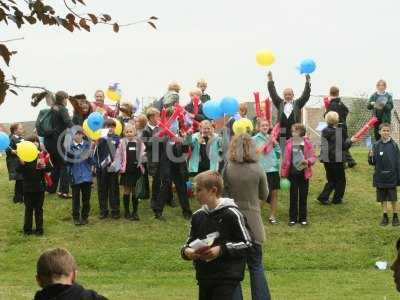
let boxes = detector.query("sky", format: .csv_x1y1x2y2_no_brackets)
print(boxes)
0,0,399,122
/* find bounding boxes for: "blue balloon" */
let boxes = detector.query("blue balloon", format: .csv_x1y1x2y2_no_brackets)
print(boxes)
186,181,192,190
220,97,239,116
203,100,224,120
87,112,104,131
299,59,316,74
0,132,10,151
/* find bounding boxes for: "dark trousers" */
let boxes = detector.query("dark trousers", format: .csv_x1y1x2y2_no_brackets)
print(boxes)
318,162,346,203
72,182,92,220
289,173,309,222
150,169,161,210
45,137,70,194
199,282,239,300
23,191,44,233
14,180,24,203
153,166,191,215
374,123,381,141
97,171,120,216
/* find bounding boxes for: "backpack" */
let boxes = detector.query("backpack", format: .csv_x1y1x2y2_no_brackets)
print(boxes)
36,108,54,137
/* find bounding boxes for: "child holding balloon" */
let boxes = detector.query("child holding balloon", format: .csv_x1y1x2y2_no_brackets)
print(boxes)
16,136,52,235
6,123,24,203
281,123,317,226
253,119,281,224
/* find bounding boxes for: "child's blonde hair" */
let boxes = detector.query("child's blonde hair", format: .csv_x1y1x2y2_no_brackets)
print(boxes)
194,171,223,197
168,81,181,92
197,79,207,87
325,111,339,126
190,88,202,97
376,79,387,88
123,123,136,136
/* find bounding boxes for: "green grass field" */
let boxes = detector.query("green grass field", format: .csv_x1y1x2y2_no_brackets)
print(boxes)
0,148,399,300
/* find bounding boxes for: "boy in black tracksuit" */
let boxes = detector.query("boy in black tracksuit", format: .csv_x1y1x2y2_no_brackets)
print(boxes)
94,119,121,219
6,123,24,203
181,171,252,300
368,123,400,226
16,136,52,235
318,111,356,205
325,86,356,168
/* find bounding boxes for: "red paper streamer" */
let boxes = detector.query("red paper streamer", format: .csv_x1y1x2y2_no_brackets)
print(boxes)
323,97,330,109
193,95,199,115
353,116,378,139
254,92,261,118
264,97,271,122
263,123,281,153
38,151,53,187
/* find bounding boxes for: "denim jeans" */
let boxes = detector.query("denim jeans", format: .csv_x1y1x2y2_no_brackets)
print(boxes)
233,243,271,300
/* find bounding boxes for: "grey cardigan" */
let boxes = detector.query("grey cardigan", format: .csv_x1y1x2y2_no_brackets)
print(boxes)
223,161,269,244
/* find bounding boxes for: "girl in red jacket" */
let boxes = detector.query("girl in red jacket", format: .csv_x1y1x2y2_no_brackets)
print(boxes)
281,123,317,226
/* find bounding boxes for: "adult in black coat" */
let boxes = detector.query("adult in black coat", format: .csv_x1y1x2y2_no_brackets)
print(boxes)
325,86,356,168
43,91,73,197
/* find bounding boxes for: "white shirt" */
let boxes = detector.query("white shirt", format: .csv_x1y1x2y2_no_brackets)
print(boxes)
283,101,294,118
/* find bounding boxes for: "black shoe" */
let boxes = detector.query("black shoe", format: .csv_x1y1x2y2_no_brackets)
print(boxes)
99,214,108,220
393,214,399,226
288,221,296,226
111,213,120,219
300,221,308,226
155,213,166,221
23,230,33,235
124,212,131,219
183,211,192,220
317,199,329,205
74,219,81,226
81,219,89,225
332,200,343,205
35,229,44,236
347,161,357,168
380,214,389,226
130,213,140,221
167,198,178,208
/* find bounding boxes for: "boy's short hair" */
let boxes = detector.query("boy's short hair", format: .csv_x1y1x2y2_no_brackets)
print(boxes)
325,111,339,126
379,123,391,130
104,118,116,128
146,107,160,119
197,79,207,86
291,123,306,137
194,171,223,197
239,103,248,114
329,86,339,97
10,122,21,134
54,91,68,105
200,120,212,128
377,79,387,88
190,88,202,97
37,248,77,285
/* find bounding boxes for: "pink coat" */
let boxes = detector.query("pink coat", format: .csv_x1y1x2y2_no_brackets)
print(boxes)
281,137,317,179
117,137,146,174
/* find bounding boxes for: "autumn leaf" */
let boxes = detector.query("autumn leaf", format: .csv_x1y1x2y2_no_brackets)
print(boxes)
113,22,119,33
76,0,86,5
147,21,157,29
79,18,90,31
0,44,12,66
102,14,111,22
88,13,97,24
150,16,158,20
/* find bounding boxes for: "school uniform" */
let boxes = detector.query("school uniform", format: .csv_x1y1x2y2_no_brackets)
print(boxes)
16,157,52,235
368,138,400,202
318,125,353,204
6,134,24,203
281,137,317,223
94,134,121,218
67,140,94,223
367,92,393,141
33,283,108,300
253,132,281,202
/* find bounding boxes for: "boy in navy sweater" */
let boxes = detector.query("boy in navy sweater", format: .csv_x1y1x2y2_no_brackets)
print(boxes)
94,119,121,219
66,127,95,226
368,123,400,226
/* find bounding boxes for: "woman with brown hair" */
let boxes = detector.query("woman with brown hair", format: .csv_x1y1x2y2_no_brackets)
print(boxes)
222,133,271,300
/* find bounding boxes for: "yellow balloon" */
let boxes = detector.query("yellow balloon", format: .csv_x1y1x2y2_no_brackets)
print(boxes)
83,120,101,140
106,89,121,102
17,141,39,162
232,118,254,135
256,50,275,67
113,118,123,136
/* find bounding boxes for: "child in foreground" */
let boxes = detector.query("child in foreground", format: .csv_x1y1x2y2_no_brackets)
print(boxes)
181,171,252,300
368,123,400,226
34,248,107,300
